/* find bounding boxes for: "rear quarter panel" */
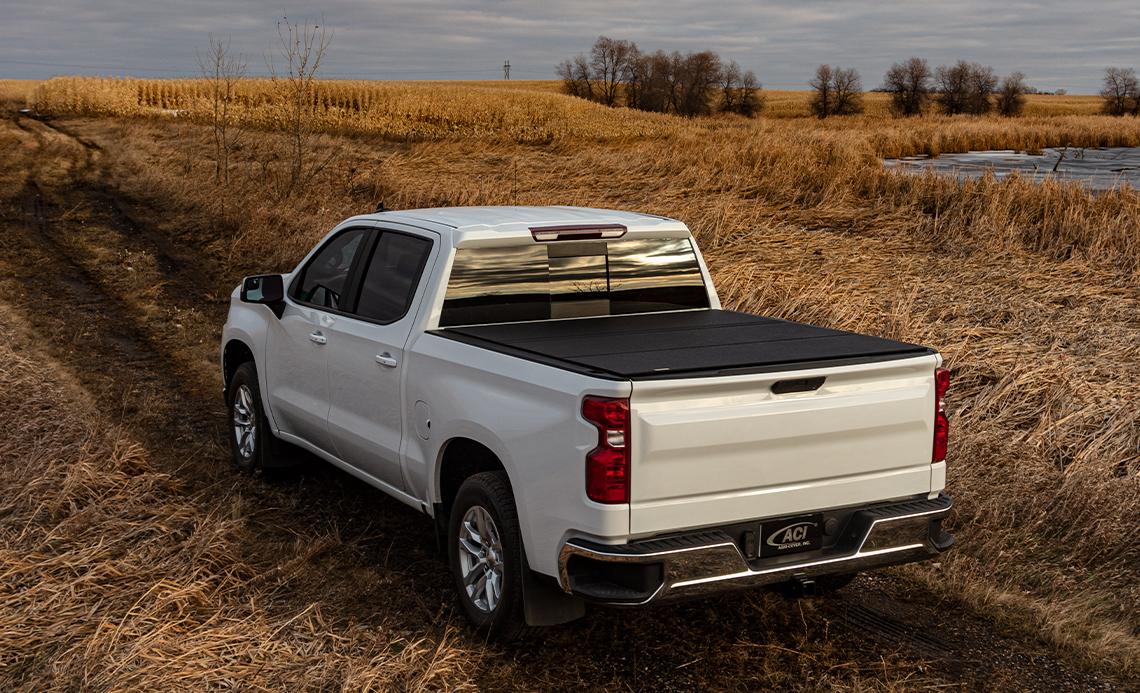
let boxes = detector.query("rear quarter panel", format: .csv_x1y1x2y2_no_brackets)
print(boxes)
403,332,631,577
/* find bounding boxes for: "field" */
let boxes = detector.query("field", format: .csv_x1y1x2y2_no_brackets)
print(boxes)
1,78,1138,690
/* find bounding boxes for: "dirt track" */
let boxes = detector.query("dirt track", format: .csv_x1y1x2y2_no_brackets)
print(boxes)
0,108,1125,691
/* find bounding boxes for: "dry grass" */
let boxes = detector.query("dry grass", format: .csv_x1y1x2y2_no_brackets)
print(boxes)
0,305,480,690
5,78,1140,684
0,80,40,104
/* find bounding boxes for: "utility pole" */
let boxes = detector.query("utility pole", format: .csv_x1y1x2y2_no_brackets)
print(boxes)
503,59,510,80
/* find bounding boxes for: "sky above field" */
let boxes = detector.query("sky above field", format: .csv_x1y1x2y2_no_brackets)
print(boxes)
4,0,1138,92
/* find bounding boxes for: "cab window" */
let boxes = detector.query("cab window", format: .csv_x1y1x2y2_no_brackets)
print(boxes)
291,228,368,310
354,231,433,323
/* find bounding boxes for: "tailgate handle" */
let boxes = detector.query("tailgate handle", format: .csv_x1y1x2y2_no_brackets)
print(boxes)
771,376,825,394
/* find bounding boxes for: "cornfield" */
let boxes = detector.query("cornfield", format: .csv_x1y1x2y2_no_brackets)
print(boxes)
30,77,1137,157
31,77,680,143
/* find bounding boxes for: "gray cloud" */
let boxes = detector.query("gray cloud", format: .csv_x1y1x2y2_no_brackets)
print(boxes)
3,1,1137,92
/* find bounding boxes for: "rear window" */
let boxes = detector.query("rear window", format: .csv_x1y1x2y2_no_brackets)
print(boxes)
439,237,709,327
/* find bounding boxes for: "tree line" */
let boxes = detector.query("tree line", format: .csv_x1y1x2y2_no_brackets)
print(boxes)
557,36,762,116
790,59,1031,118
879,58,1028,117
559,38,1140,119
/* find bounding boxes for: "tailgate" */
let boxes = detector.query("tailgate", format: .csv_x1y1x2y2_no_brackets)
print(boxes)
628,354,940,536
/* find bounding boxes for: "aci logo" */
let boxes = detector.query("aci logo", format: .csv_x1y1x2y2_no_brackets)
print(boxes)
766,521,817,549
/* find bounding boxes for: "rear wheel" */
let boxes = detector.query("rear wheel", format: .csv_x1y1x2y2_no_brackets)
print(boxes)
226,361,295,473
448,471,527,640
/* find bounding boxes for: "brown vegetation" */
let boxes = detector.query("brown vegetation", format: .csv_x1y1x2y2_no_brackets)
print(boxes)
0,306,478,690
3,78,1139,687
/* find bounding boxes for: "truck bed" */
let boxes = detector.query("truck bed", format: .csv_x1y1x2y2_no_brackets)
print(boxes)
432,309,933,380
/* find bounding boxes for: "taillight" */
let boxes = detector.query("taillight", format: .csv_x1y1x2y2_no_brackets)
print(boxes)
933,367,950,463
582,395,630,503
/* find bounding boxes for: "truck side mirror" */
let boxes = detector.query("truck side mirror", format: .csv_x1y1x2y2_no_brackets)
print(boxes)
241,274,286,318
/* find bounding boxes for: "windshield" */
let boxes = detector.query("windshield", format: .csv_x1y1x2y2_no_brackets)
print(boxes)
439,237,709,327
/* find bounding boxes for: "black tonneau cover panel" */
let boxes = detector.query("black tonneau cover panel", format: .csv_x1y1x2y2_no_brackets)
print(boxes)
433,309,934,380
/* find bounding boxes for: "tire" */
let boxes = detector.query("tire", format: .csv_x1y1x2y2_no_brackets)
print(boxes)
448,471,527,640
226,361,294,473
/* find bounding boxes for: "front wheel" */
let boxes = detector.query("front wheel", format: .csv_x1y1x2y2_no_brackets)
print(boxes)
448,471,527,639
226,361,295,473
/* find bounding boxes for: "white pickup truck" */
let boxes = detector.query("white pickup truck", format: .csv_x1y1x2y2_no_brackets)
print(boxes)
221,206,954,637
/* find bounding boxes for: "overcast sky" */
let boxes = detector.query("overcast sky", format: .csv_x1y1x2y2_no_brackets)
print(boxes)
4,1,1138,92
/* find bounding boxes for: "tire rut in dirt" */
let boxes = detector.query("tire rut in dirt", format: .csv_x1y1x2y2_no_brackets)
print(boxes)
1,113,451,633
838,603,956,661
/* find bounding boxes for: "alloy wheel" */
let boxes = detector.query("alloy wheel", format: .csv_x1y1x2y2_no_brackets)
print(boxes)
457,505,505,613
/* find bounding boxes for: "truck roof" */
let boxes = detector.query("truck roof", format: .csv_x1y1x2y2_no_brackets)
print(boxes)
346,206,687,246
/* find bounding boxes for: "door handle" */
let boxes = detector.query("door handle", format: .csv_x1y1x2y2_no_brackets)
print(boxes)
309,330,327,345
375,353,398,368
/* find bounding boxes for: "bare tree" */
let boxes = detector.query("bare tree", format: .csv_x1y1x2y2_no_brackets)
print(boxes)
619,43,645,107
809,64,834,118
715,61,763,117
676,50,722,117
589,36,636,106
935,61,971,114
883,57,931,116
996,71,1028,117
966,63,997,114
936,61,995,115
810,65,863,118
720,60,742,113
737,69,764,117
1100,66,1139,116
197,36,247,185
627,50,673,113
557,55,593,99
270,15,332,196
833,67,864,115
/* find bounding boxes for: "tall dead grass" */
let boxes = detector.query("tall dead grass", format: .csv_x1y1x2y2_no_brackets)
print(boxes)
74,93,1139,674
12,78,1140,678
0,306,478,690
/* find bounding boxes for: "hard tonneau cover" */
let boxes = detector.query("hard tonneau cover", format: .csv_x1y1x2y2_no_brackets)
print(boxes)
433,309,934,380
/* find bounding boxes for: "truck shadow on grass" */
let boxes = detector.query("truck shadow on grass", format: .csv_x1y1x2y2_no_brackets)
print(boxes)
244,454,932,690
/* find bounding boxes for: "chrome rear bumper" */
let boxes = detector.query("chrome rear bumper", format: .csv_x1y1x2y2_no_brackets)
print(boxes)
558,494,954,605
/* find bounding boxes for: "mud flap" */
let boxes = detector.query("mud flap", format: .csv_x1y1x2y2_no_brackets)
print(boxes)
522,553,585,626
